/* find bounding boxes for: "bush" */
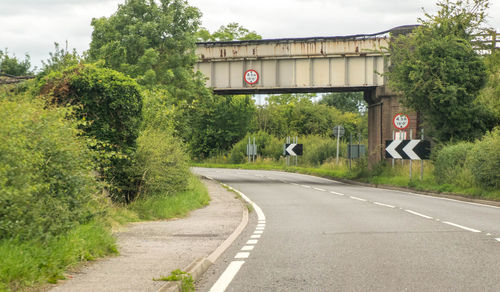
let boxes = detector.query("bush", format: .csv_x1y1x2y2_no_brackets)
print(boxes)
37,64,143,202
468,128,500,189
134,128,190,198
433,141,474,187
301,135,339,166
0,99,102,241
229,131,283,163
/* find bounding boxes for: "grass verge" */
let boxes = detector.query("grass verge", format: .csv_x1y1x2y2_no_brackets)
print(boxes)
0,221,117,291
0,175,211,291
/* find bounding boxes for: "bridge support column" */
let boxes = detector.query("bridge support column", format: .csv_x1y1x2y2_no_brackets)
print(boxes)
365,86,419,166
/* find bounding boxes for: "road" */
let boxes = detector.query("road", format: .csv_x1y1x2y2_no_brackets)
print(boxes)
193,168,500,292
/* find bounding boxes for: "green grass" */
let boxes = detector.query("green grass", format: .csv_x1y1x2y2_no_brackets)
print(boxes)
0,221,117,291
0,175,211,291
127,175,210,220
193,160,500,201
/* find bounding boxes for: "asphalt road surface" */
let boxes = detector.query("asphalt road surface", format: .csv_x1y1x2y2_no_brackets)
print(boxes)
193,168,500,292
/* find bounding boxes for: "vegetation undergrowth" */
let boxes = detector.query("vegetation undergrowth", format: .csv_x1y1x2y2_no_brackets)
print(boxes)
153,269,195,292
0,221,117,291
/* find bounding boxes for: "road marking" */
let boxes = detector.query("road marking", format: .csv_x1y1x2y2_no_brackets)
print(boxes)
301,185,311,188
254,230,264,234
291,183,299,186
350,196,367,202
404,209,433,219
247,239,258,244
209,261,245,292
251,234,261,239
256,227,265,230
373,202,396,208
234,252,250,259
496,238,500,242
257,224,265,227
313,187,326,191
241,245,254,251
330,191,344,196
443,221,481,233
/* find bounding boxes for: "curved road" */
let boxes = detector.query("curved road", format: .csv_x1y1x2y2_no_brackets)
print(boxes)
193,168,500,291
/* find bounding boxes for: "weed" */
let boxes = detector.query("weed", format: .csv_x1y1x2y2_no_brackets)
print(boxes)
154,269,194,292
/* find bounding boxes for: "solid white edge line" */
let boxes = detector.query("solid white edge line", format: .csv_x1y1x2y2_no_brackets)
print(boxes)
222,184,266,221
209,261,245,292
373,202,396,208
404,209,433,219
350,196,367,202
443,221,481,233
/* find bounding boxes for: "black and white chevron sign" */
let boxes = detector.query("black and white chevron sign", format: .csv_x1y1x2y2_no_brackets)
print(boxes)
385,140,430,160
284,144,303,156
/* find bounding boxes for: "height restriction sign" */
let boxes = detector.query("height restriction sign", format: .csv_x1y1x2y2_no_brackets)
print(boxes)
393,113,410,130
244,69,259,85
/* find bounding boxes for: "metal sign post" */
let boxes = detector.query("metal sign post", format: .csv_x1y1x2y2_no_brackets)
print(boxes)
333,125,344,165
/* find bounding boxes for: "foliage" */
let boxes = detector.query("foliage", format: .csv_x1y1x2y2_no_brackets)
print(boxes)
0,98,103,241
256,94,367,138
197,22,262,42
467,127,500,188
88,0,201,89
181,94,256,158
38,42,82,78
387,0,492,142
477,52,500,122
229,131,283,163
134,127,190,198
37,64,143,202
129,175,210,220
0,49,32,76
319,92,367,114
0,221,116,291
433,141,475,188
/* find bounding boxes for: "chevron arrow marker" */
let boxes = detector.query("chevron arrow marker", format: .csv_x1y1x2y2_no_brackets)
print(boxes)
403,140,421,160
286,144,297,156
386,140,402,159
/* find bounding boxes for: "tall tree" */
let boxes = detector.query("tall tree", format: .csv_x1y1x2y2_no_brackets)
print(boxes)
387,0,493,142
197,22,262,42
319,92,367,114
87,0,201,90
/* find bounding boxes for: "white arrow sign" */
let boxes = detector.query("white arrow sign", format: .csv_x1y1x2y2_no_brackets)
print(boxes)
402,140,421,160
286,144,297,156
385,140,402,159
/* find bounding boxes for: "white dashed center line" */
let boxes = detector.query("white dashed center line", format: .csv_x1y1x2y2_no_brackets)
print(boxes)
404,209,433,219
373,202,396,208
443,221,481,233
350,196,367,202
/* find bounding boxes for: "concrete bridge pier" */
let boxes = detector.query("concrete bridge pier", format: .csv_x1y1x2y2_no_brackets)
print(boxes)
365,86,419,165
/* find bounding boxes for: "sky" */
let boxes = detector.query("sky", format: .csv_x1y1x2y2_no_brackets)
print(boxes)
1,0,499,70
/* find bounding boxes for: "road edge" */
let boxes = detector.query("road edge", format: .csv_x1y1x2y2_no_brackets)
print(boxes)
157,176,249,292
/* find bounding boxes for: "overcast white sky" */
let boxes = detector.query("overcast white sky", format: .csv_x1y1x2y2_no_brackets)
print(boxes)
1,0,499,70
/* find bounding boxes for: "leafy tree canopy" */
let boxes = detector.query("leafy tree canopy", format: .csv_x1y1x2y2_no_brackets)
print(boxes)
197,22,262,42
87,0,201,89
387,0,493,142
0,49,32,76
319,92,367,114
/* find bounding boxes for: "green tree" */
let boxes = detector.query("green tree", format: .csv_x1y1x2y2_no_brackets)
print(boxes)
477,52,500,122
38,42,82,78
197,22,262,42
319,92,367,114
37,64,143,203
387,0,493,142
87,0,201,89
0,50,32,76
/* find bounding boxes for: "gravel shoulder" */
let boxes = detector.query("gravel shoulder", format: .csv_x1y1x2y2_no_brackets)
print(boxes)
49,177,244,292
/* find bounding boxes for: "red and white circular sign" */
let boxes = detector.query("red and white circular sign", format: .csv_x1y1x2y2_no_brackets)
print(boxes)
393,113,410,130
244,69,259,85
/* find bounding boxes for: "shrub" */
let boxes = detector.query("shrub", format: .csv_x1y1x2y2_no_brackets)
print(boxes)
0,99,102,241
229,131,283,163
134,128,190,198
468,128,500,189
433,141,474,188
302,135,341,166
37,64,143,202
